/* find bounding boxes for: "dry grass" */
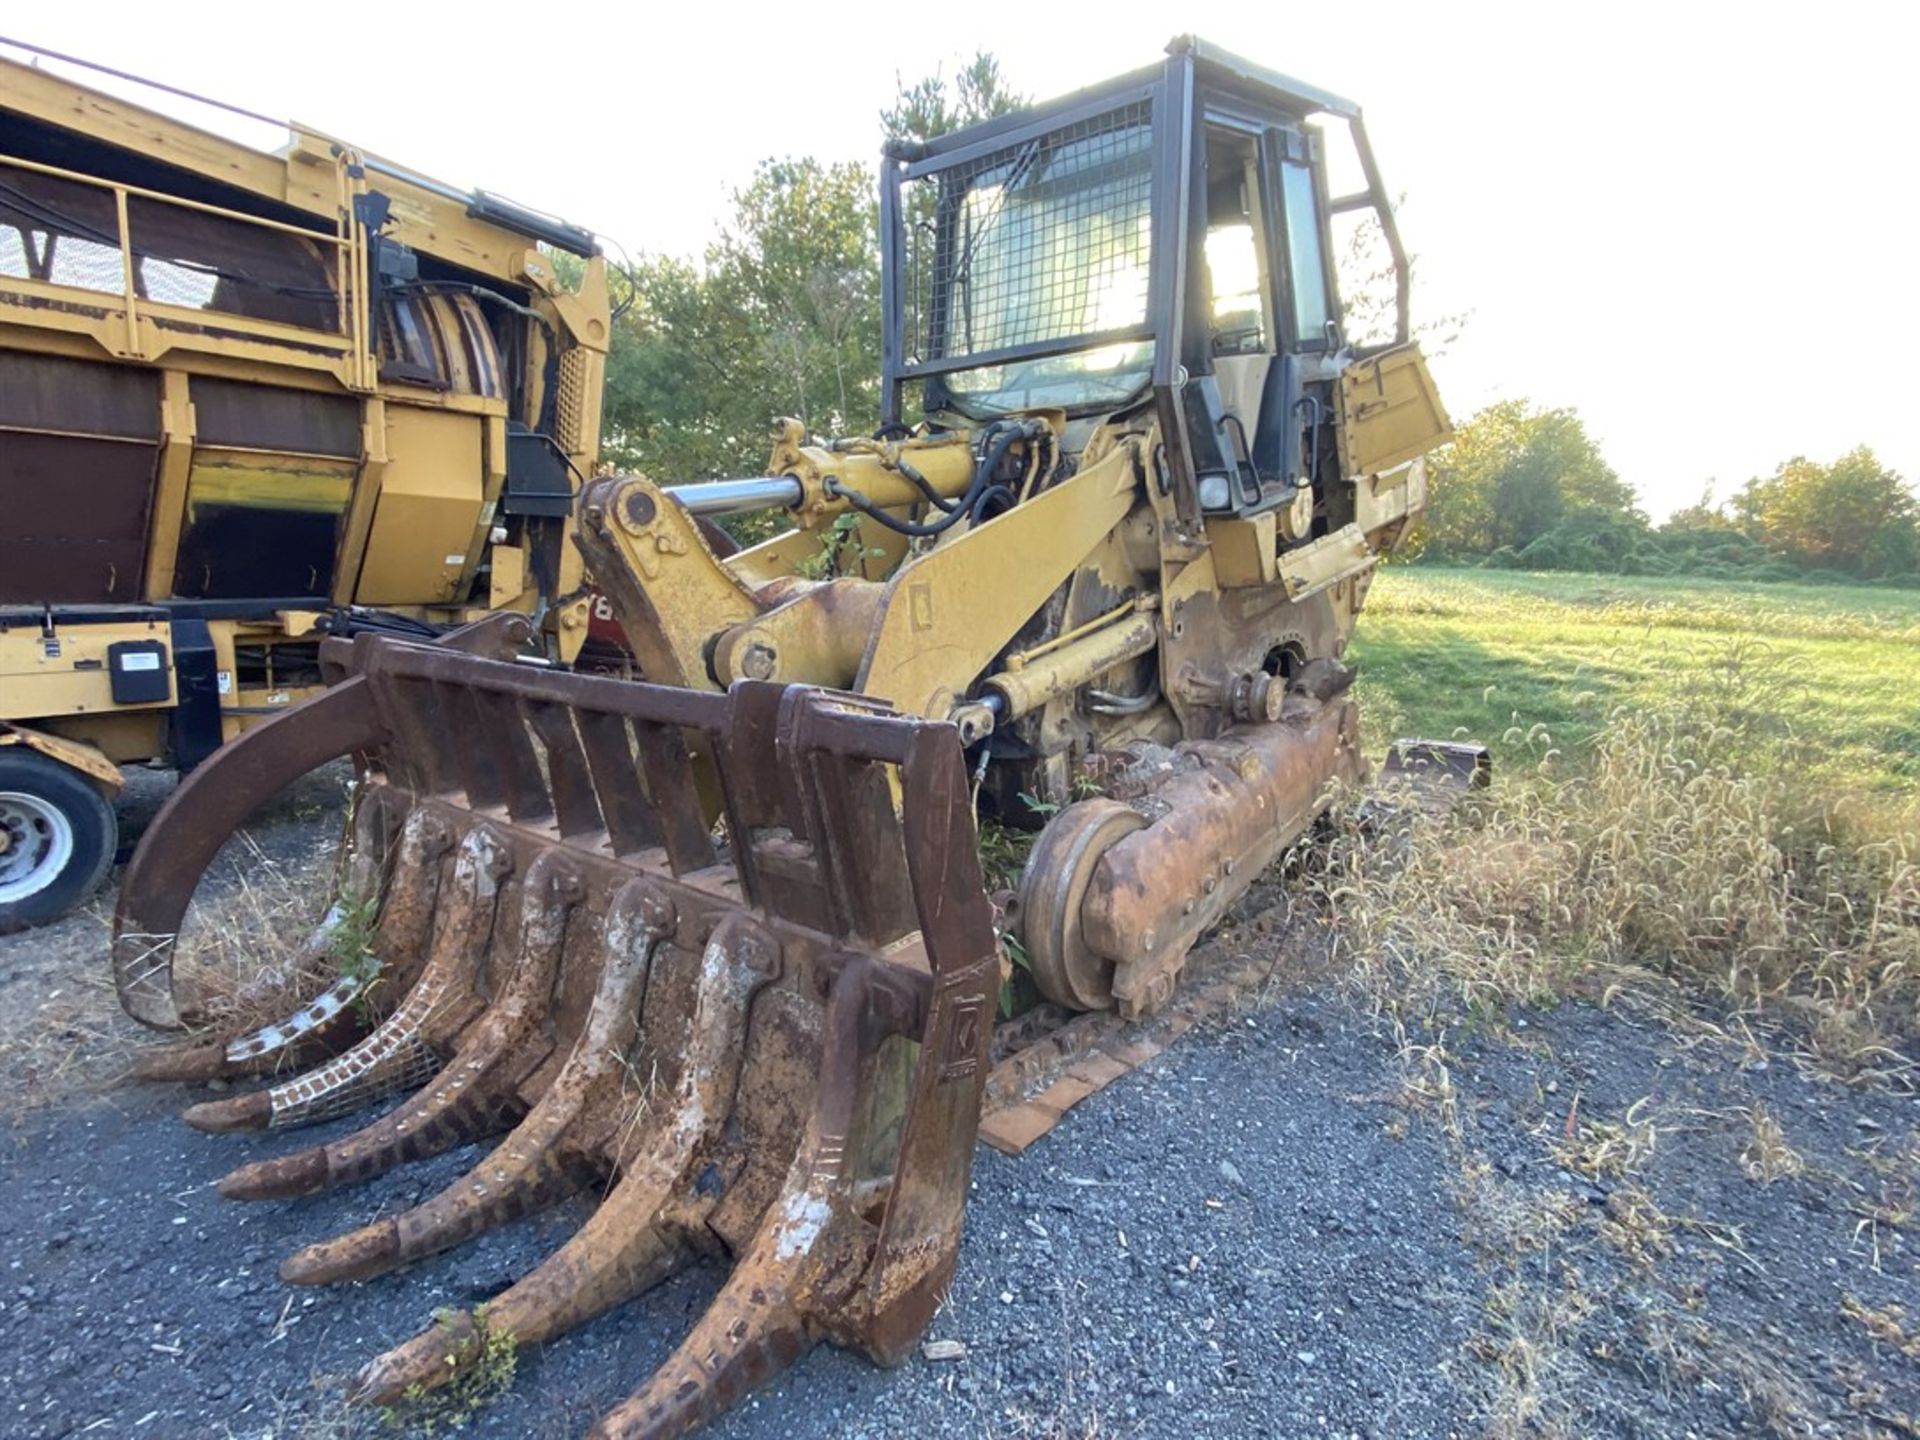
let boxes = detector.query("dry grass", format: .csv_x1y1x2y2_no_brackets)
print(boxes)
1738,1104,1806,1184
168,830,344,1037
1840,1296,1920,1361
1314,693,1920,1075
0,825,342,1120
1549,1095,1659,1180
1305,675,1918,1437
0,938,137,1117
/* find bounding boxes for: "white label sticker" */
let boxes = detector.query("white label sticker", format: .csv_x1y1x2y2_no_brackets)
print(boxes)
445,553,467,566
216,670,233,695
117,652,162,672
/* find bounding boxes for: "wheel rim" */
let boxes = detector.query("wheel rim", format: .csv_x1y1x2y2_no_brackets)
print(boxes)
1017,798,1147,1012
0,789,76,905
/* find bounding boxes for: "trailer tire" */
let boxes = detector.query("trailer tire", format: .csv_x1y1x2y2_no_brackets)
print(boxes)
0,750,118,934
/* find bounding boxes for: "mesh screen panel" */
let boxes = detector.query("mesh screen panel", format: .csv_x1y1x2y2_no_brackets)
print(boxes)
906,102,1153,367
0,164,339,331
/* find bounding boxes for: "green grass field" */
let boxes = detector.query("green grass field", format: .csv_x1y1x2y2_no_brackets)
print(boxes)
1348,568,1920,792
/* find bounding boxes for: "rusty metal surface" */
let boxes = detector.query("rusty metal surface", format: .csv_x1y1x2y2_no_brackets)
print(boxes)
112,613,533,1033
0,352,162,604
1077,695,1361,1018
979,943,1279,1155
125,634,996,1439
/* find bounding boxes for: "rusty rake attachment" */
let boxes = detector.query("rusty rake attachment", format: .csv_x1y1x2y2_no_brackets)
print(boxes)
113,636,998,1439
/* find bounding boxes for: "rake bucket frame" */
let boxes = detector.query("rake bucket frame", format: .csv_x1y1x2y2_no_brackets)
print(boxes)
112,633,998,1438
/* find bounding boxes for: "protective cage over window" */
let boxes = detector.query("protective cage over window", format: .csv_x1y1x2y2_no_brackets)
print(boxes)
900,100,1157,415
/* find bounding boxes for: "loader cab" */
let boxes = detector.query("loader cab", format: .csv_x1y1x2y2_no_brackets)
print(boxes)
879,35,1429,529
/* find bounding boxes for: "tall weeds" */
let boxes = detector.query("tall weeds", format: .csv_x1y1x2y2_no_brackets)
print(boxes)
1316,697,1919,1071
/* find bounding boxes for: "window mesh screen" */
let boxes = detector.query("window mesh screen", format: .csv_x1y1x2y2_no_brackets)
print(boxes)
905,102,1153,367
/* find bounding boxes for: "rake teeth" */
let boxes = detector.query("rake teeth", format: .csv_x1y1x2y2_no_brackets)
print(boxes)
135,641,1002,1439
352,911,782,1404
587,1128,846,1440
214,838,580,1202
586,1274,809,1440
180,1089,274,1134
132,970,373,1084
186,825,511,1143
132,797,441,1084
282,878,673,1286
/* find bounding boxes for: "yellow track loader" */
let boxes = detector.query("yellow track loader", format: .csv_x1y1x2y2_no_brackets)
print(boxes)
111,37,1455,1439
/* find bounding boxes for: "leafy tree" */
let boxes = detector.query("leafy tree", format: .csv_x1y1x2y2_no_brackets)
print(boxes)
1421,400,1639,559
880,51,1024,146
713,158,882,436
1661,482,1739,535
597,55,1023,499
1731,447,1918,578
597,157,879,496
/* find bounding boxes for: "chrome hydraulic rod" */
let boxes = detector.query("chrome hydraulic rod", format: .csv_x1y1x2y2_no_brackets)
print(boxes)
666,476,805,517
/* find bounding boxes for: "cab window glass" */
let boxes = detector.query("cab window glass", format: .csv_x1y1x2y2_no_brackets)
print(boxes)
1281,161,1331,343
1203,128,1271,356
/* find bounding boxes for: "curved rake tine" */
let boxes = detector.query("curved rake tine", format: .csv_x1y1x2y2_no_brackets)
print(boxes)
182,826,508,1138
352,911,777,1407
132,969,372,1084
114,679,387,1030
137,804,447,1084
217,840,571,1202
278,877,669,1286
585,1169,819,1440
587,953,894,1440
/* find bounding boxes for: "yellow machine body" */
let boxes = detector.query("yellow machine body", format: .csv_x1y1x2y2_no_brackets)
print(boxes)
103,37,1467,1440
0,46,609,772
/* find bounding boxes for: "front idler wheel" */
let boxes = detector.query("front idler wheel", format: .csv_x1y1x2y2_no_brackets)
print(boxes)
1016,798,1145,1012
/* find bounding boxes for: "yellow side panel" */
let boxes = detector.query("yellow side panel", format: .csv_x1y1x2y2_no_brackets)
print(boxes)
1206,511,1278,589
0,724,125,789
1336,343,1454,478
36,712,167,768
488,544,528,610
0,620,174,721
355,407,485,605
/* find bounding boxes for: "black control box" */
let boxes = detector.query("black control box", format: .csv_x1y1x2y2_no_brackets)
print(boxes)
106,639,171,705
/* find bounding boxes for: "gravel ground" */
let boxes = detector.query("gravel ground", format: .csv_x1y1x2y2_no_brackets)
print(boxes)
0,789,1914,1440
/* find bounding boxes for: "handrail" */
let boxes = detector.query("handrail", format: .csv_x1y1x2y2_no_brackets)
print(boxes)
1,152,350,246
0,147,374,383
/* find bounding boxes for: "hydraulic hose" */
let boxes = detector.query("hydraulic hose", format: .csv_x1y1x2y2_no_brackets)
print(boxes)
831,420,1042,538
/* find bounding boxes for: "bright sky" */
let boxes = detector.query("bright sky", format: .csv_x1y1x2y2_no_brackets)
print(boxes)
7,2,1915,518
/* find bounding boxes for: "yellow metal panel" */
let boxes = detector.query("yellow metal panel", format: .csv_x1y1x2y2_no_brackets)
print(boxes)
854,441,1143,718
1277,524,1376,602
1335,343,1453,478
1206,512,1277,588
0,56,560,288
1353,454,1430,534
354,406,486,605
0,724,124,790
488,544,529,610
186,451,354,512
333,398,386,606
142,369,195,601
0,619,173,721
32,711,165,767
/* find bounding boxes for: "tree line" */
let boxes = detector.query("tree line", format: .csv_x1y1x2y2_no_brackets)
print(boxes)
581,56,1917,587
1422,401,1918,586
